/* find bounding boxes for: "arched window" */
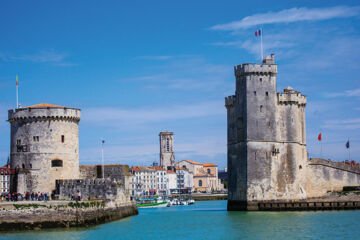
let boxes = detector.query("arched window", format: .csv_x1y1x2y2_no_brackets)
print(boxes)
51,159,63,167
199,180,202,187
207,168,211,174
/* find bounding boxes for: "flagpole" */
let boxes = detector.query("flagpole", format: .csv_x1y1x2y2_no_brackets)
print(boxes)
320,141,322,158
348,138,350,161
260,27,263,60
16,75,18,109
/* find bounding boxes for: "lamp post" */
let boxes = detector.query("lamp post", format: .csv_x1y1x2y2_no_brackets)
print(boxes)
101,139,105,179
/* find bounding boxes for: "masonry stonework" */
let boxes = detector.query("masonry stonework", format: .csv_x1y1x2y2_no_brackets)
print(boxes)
226,55,360,211
8,104,80,193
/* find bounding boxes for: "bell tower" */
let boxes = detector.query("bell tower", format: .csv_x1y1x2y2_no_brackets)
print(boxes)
159,131,175,170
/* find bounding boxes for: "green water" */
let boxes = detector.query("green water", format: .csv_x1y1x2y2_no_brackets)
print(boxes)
1,200,359,240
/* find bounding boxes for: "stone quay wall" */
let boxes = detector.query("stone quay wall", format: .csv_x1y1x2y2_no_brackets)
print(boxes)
0,202,138,231
306,158,360,198
56,178,131,203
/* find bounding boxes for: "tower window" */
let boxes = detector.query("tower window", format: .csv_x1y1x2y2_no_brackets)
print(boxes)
207,169,211,174
33,136,39,142
260,78,262,82
254,91,256,96
199,180,202,187
22,164,25,169
260,105,263,112
51,159,63,167
266,92,269,96
16,139,21,145
61,135,65,143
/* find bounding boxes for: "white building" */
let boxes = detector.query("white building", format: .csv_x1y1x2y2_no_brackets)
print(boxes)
129,166,170,198
0,165,13,193
174,167,193,193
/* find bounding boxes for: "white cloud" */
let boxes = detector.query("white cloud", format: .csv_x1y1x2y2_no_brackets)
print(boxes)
325,88,360,98
210,6,360,31
83,101,225,126
79,136,226,166
0,49,76,66
324,118,360,130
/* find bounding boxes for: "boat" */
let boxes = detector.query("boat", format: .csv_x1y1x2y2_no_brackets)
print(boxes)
136,197,170,208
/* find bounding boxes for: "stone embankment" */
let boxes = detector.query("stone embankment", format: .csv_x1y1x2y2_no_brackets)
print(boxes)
0,200,138,231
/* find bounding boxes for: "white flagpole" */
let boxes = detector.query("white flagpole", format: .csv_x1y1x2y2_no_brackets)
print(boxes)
348,138,350,161
260,28,263,60
16,75,18,109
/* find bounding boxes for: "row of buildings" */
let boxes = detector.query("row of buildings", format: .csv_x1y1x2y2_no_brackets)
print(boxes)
129,131,224,198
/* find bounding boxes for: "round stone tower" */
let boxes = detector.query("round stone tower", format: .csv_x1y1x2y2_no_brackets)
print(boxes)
8,103,80,194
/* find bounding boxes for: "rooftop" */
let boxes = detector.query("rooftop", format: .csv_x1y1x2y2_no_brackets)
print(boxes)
203,163,217,167
184,160,202,165
24,103,65,108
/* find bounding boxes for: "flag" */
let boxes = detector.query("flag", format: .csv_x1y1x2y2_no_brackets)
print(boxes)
318,133,322,141
346,140,350,149
16,75,18,86
255,29,261,37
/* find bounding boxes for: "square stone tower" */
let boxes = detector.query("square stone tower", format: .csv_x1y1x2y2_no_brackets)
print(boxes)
225,55,307,210
159,131,175,170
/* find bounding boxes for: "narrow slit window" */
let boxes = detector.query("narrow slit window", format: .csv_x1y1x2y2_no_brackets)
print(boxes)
254,91,256,96
61,135,65,143
266,92,269,96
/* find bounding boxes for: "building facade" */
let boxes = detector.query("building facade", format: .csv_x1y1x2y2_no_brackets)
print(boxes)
8,103,81,194
0,164,13,193
176,160,223,192
159,131,175,170
129,166,169,198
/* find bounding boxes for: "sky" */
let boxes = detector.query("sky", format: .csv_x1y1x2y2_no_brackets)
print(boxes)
0,0,359,169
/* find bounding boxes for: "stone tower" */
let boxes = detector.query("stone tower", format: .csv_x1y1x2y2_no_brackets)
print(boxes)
159,131,175,170
8,103,80,193
225,55,307,210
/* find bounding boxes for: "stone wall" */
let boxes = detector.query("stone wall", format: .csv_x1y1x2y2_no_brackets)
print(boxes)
56,178,131,203
306,158,360,198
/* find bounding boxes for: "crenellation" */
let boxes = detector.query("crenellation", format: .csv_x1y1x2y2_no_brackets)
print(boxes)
225,95,236,108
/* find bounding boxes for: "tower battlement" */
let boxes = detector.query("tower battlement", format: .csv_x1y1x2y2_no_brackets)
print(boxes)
278,87,306,106
225,95,236,108
8,104,80,123
234,54,277,76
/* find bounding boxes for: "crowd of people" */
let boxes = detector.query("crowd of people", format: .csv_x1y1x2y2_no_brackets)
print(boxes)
1,192,50,202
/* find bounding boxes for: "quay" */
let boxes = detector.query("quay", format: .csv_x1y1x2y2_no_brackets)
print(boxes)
229,200,360,211
0,201,138,231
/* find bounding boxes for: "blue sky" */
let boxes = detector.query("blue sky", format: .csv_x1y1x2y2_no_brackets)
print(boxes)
0,1,359,169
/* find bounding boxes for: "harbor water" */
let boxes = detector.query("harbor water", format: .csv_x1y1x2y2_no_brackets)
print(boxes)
1,200,360,240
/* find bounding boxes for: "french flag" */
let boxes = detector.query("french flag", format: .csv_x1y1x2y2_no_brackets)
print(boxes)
255,29,261,37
